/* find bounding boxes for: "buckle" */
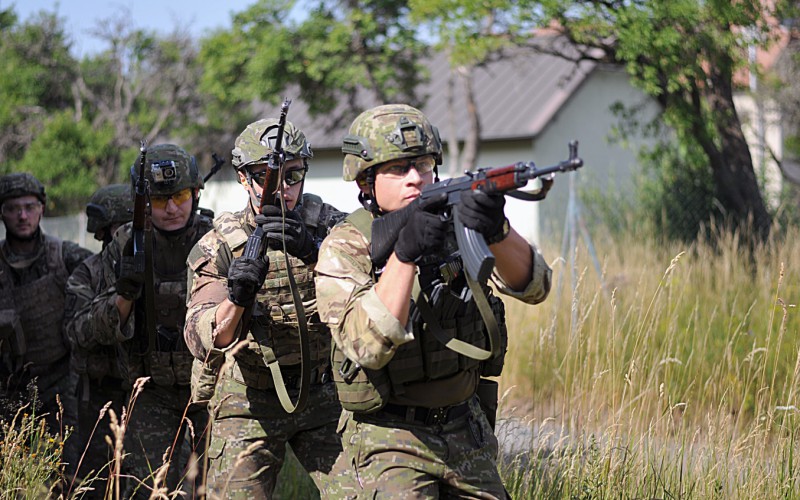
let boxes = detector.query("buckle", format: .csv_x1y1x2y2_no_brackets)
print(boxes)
426,407,449,425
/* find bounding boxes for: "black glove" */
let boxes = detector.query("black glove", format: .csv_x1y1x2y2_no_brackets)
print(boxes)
227,256,270,307
458,189,506,242
256,205,318,264
394,194,449,263
116,239,145,300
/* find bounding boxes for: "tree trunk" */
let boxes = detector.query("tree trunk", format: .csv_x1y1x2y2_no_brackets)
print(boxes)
459,65,481,172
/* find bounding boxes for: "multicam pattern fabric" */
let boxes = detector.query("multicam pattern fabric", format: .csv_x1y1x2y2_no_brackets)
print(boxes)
314,210,552,497
87,212,212,498
184,193,346,499
231,118,313,169
341,104,443,181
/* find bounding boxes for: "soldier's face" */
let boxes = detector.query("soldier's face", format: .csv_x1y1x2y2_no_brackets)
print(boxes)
366,155,434,212
1,195,43,240
240,158,305,211
150,189,195,231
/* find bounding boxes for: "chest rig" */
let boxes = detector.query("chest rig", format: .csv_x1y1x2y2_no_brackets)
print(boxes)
331,208,508,413
0,235,70,374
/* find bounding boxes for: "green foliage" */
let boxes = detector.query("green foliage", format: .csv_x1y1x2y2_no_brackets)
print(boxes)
15,112,116,215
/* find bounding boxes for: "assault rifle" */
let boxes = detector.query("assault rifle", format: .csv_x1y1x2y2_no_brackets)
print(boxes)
132,140,157,355
239,98,312,414
372,141,584,284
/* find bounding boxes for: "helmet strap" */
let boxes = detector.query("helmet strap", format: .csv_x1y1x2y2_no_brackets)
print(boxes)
358,169,382,215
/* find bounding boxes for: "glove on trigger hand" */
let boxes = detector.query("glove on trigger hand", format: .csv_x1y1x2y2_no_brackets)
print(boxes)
116,238,144,301
393,193,449,264
257,206,318,264
458,189,506,241
227,256,270,307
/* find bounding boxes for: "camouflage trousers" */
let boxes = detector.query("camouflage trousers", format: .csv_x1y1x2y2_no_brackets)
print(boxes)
205,370,343,499
122,382,209,500
72,375,126,499
333,395,509,499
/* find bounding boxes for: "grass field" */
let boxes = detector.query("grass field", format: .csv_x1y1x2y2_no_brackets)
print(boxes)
1,225,798,498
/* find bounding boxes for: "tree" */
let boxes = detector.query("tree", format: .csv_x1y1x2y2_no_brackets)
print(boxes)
534,0,784,241
199,0,429,135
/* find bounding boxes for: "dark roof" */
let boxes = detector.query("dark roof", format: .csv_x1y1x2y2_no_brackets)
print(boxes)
257,38,597,150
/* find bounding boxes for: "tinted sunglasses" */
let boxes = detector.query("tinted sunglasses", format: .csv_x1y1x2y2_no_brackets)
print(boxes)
150,188,193,210
250,167,308,187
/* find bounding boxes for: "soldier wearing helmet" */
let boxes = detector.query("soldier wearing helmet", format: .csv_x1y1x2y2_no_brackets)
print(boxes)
184,117,346,498
314,104,553,498
63,183,132,492
0,172,93,480
86,144,214,498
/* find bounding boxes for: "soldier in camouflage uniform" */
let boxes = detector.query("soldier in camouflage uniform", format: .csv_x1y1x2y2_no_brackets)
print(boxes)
63,183,132,495
314,104,553,499
184,118,346,499
0,172,93,479
87,145,213,499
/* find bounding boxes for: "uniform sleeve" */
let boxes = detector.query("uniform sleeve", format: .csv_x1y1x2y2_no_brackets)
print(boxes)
314,222,413,371
490,243,552,304
184,229,231,359
87,227,134,345
63,256,101,350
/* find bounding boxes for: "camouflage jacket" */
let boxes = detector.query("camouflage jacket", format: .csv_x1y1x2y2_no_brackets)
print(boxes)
314,209,552,405
63,251,121,380
0,230,92,286
184,193,346,381
88,213,213,386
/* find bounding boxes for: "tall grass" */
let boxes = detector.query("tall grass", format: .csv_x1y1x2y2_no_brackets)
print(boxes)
497,224,800,498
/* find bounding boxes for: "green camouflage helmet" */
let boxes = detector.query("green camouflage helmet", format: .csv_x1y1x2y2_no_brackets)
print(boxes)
341,104,442,182
231,118,313,170
86,183,133,234
129,143,203,195
0,172,46,206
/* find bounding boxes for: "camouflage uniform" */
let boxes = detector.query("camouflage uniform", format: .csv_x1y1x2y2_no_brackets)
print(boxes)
63,184,132,494
87,146,213,499
0,172,92,477
185,194,346,499
314,104,553,498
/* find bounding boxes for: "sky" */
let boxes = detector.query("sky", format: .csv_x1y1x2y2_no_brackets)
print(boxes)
5,0,256,56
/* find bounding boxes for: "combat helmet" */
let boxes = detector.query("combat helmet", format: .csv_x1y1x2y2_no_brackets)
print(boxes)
341,104,442,182
86,184,133,234
130,144,203,195
0,172,47,206
231,119,313,171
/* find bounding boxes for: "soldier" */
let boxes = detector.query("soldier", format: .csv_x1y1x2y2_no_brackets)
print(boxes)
0,172,93,478
314,104,553,498
63,183,132,496
184,118,346,499
87,145,213,499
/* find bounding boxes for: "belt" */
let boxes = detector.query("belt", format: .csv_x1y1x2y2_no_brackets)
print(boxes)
233,363,331,390
374,400,471,426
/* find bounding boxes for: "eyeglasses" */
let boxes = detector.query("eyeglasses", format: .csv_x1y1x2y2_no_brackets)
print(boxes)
150,188,193,210
377,156,436,178
1,201,43,217
249,167,308,187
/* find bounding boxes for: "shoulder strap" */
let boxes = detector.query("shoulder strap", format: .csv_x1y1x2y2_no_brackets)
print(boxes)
345,208,373,242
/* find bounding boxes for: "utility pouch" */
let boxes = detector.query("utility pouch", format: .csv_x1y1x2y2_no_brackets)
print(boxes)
476,377,499,431
331,344,391,413
191,350,224,404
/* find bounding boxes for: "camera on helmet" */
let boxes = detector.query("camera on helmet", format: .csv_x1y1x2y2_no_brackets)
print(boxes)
151,160,178,185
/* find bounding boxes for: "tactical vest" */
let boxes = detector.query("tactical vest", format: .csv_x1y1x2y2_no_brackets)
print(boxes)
0,235,70,372
217,194,333,388
124,214,213,387
331,208,508,413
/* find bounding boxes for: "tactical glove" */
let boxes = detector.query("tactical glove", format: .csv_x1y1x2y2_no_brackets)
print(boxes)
394,193,449,263
257,205,318,264
458,189,507,242
116,239,145,300
227,256,270,307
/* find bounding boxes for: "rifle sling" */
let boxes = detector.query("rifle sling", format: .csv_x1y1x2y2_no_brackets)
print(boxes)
414,271,501,361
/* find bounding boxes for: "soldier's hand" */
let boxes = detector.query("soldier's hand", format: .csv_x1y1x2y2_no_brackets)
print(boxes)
394,193,448,263
227,256,270,307
256,206,318,264
458,189,507,242
116,256,145,301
